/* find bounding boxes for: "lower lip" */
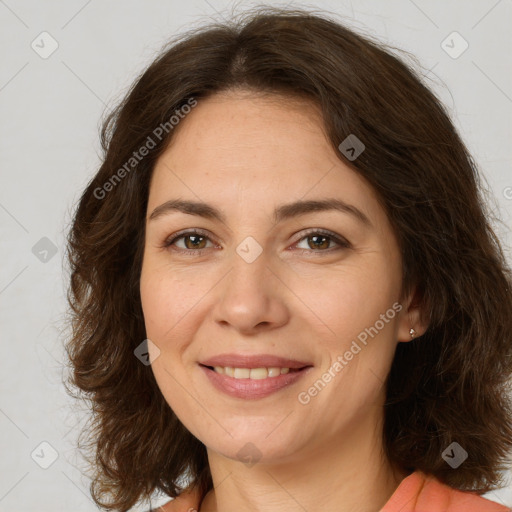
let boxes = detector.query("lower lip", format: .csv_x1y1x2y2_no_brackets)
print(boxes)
199,365,312,399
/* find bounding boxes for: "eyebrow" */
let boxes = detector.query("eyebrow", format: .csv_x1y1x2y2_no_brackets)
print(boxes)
148,198,372,227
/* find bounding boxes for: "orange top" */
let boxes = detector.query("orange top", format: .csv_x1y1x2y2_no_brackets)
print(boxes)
156,470,510,512
380,471,510,512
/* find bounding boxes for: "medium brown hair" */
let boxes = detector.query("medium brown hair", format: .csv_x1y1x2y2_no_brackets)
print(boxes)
64,5,512,510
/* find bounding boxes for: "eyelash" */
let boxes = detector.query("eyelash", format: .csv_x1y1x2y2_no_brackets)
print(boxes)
161,228,351,256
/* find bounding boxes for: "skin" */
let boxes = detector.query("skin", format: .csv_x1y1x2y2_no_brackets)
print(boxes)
140,89,427,512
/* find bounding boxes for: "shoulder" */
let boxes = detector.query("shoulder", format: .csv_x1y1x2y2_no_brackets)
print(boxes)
419,472,510,512
152,488,202,512
381,471,510,512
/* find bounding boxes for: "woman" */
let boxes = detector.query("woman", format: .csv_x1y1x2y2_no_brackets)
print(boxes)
64,6,512,512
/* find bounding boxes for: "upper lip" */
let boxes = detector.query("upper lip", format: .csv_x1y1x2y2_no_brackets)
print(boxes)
200,353,312,369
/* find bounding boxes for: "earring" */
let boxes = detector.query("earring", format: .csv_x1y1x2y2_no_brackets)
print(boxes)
409,328,417,339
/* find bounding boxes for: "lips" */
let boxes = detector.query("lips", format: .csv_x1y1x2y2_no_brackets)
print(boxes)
200,365,312,399
200,353,311,369
198,353,313,399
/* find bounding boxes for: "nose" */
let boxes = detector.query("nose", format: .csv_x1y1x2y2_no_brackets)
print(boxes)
212,248,290,335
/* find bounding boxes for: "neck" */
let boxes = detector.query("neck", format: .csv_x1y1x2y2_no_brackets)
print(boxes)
199,409,407,512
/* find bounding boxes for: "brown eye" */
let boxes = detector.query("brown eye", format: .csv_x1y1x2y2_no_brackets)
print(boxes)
162,230,215,254
180,234,208,250
305,234,331,250
294,229,350,253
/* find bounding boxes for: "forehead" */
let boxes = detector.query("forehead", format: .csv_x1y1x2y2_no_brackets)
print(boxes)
158,90,331,173
148,91,380,225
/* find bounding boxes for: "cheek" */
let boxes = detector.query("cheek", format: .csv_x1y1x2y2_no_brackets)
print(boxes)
288,262,396,345
140,269,200,417
140,276,169,336
140,264,205,337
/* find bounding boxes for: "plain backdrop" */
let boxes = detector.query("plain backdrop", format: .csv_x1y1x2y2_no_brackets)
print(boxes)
1,0,511,510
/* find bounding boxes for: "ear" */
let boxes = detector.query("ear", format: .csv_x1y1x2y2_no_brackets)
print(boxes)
396,285,429,343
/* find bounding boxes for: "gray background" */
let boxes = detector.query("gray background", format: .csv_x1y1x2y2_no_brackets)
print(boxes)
1,0,511,510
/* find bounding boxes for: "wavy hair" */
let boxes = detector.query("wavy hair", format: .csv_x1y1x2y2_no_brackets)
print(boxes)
64,5,512,511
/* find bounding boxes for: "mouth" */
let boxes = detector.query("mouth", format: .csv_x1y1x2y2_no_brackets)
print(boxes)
199,353,312,371
200,365,304,379
198,354,313,399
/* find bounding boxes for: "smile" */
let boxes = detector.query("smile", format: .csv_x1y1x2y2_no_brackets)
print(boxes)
199,364,312,399
211,366,292,379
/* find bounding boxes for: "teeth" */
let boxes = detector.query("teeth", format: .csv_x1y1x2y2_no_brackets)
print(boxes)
212,366,293,378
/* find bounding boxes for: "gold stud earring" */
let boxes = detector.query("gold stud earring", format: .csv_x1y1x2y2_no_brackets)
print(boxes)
409,328,417,339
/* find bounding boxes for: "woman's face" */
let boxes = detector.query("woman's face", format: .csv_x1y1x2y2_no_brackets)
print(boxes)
140,90,415,465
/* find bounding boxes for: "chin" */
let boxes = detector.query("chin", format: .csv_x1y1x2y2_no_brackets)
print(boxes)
204,430,307,466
